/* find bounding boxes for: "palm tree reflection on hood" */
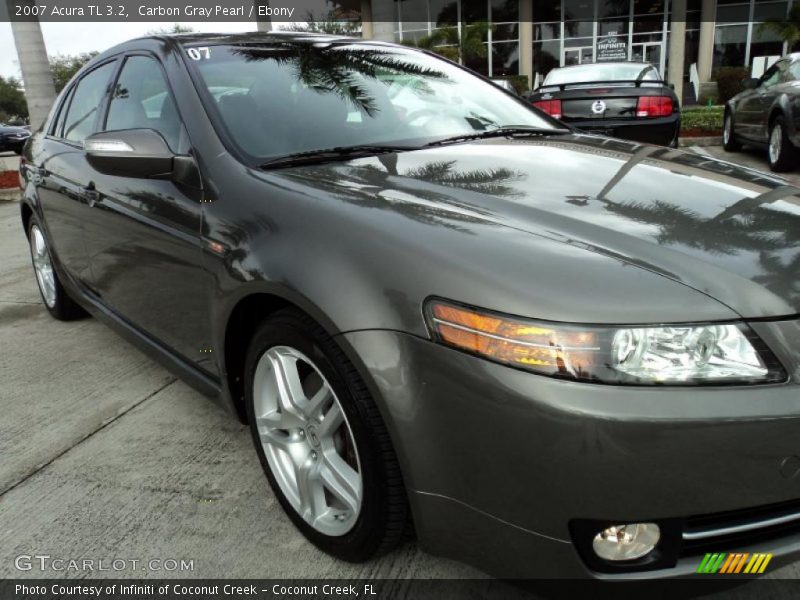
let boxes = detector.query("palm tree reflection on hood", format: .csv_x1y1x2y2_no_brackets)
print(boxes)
599,199,788,255
281,159,524,233
230,44,447,117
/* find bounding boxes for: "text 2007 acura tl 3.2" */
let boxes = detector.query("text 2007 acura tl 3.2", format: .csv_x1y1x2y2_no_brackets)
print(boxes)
19,32,800,578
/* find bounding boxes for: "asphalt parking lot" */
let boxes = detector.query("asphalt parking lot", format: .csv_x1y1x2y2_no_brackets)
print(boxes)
1,145,800,590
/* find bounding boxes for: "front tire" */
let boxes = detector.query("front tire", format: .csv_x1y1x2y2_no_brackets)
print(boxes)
244,309,409,562
723,111,741,152
27,217,86,320
768,116,797,172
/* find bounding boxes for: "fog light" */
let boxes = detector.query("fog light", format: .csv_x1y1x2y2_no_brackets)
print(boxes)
592,523,660,561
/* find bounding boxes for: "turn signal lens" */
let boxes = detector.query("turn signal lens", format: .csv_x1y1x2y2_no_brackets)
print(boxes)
636,95,673,118
425,299,787,385
533,99,563,120
427,301,599,379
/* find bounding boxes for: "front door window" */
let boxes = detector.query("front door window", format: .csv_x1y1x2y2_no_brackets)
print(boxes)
564,46,594,66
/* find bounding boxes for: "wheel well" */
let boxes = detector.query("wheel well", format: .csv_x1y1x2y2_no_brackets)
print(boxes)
223,293,293,423
768,108,784,129
20,203,32,238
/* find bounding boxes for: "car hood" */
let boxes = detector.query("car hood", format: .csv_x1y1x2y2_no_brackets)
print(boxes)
1,126,29,135
277,134,800,320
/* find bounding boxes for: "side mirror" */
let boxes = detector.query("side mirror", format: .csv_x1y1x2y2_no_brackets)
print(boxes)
743,77,760,90
85,129,176,179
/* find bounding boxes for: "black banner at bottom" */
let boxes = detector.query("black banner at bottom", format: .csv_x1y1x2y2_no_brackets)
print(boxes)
2,578,799,600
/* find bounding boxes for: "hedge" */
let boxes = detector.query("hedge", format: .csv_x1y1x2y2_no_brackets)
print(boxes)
681,106,724,136
712,67,750,105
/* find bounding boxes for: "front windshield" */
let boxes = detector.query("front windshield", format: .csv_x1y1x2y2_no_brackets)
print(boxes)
187,42,554,161
544,63,659,85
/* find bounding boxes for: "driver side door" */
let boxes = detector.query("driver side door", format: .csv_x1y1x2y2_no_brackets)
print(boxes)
738,61,785,142
82,53,216,376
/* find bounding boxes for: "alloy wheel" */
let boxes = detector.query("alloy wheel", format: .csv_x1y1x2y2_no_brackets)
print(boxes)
770,123,783,164
252,345,362,536
30,225,56,308
723,116,731,145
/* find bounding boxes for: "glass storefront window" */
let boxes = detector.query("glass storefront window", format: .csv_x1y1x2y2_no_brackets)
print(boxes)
716,1,751,23
535,23,561,41
534,1,562,23
430,0,457,26
491,0,519,23
753,1,788,22
492,41,520,75
564,21,594,37
462,0,488,23
714,24,748,68
563,0,594,21
598,19,627,37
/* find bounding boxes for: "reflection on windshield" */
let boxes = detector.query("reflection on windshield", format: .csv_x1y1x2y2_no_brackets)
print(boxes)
189,42,552,160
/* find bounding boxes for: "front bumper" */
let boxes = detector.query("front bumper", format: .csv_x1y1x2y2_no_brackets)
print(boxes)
567,114,679,146
341,317,800,578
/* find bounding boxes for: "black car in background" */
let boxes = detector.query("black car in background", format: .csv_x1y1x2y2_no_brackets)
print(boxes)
0,123,30,154
724,53,800,172
526,62,680,147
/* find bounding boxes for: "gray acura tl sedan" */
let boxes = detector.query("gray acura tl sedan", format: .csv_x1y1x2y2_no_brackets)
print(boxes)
19,32,800,579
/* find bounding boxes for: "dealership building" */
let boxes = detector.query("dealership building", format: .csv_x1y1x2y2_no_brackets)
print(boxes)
356,0,793,103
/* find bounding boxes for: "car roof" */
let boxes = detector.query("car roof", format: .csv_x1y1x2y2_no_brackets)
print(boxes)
550,61,655,71
138,31,365,46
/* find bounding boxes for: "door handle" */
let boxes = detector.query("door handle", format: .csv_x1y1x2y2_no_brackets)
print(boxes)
81,183,100,207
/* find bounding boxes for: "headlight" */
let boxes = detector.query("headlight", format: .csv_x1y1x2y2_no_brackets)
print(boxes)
425,299,786,385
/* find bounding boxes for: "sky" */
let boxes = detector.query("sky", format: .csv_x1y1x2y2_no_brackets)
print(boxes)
0,21,280,80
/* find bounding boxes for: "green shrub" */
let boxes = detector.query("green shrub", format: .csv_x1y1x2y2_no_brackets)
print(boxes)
681,106,724,135
712,67,750,104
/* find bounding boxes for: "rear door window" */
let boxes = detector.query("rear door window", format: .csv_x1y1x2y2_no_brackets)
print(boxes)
63,61,116,143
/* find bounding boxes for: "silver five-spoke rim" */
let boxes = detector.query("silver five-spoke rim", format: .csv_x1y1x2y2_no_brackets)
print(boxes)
723,115,731,145
770,124,782,164
253,346,362,536
30,225,56,308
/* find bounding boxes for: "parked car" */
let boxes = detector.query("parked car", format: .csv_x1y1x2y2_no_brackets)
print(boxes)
526,62,681,147
0,123,30,154
724,53,800,172
20,32,800,579
490,78,517,94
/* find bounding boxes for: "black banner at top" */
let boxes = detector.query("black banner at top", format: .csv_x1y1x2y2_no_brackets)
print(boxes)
0,0,789,23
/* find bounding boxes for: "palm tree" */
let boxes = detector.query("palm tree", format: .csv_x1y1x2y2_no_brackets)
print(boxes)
10,12,56,130
405,21,491,65
759,4,800,51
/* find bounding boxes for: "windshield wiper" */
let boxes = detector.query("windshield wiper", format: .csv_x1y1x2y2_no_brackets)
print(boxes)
424,126,572,148
260,144,416,170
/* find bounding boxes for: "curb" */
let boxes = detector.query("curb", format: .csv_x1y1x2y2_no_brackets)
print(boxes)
0,188,21,202
680,136,722,147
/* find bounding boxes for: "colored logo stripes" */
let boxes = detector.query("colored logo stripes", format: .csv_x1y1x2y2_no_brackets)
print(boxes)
696,552,773,574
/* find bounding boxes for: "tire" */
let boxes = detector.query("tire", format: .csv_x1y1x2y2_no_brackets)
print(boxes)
768,116,797,172
244,308,409,562
723,111,742,152
27,217,86,320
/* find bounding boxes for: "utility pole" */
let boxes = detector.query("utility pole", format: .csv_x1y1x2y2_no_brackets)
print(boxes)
10,16,55,131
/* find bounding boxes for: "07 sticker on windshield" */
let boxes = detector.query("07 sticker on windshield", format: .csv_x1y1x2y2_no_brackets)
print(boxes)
187,47,211,61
